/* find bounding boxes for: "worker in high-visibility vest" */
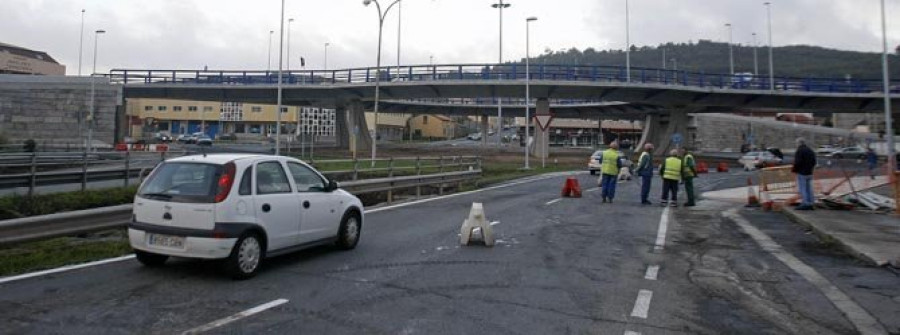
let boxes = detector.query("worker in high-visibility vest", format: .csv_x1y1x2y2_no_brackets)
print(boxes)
600,141,623,203
680,148,697,207
636,143,655,205
659,149,682,207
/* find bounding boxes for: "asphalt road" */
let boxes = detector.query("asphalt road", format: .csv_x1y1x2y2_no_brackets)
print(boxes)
0,171,897,334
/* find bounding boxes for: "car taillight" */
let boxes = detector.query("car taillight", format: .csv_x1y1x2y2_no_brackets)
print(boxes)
215,162,236,203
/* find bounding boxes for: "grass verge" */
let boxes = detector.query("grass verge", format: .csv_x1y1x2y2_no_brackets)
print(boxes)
0,230,131,277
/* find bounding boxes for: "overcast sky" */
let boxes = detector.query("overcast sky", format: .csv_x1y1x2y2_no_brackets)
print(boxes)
2,0,899,75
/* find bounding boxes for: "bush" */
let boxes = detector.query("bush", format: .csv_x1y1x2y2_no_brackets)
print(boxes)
0,186,138,220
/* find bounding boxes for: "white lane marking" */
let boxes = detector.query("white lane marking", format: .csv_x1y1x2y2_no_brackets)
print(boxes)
181,299,289,335
723,209,888,335
545,198,562,206
0,255,135,285
586,187,601,193
624,331,642,335
366,171,585,214
653,206,670,252
644,265,659,281
0,171,582,285
630,289,653,319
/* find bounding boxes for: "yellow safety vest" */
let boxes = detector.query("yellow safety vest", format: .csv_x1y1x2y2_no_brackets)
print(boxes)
601,149,620,175
682,154,696,178
664,157,683,181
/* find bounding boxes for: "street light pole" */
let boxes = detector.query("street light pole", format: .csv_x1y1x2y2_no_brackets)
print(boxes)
78,9,85,76
765,2,774,91
525,16,537,170
88,29,105,152
881,0,896,173
324,42,330,70
396,0,402,79
492,0,511,147
752,32,759,76
625,0,631,83
287,18,294,72
725,23,734,75
363,0,402,167
275,0,286,155
268,30,274,72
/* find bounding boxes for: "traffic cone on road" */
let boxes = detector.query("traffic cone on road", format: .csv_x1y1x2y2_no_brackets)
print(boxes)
561,177,582,198
745,177,761,207
717,162,729,173
760,185,774,211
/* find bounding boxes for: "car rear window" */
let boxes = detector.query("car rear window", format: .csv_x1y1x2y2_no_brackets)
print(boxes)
138,162,223,203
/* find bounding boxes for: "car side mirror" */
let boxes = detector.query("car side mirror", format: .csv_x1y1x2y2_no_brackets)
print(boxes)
326,180,339,192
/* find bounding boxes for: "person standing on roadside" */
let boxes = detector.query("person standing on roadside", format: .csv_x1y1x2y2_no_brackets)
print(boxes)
792,138,817,210
680,148,698,207
866,148,878,180
600,141,623,203
659,149,682,207
636,143,655,205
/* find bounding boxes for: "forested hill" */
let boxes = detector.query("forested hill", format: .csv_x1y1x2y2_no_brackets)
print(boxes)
521,40,900,80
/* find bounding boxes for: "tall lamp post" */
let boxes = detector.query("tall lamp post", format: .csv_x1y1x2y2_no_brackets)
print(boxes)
268,30,274,72
752,32,759,76
78,9,85,76
764,2,774,91
525,16,537,169
880,0,896,174
88,29,105,152
396,0,402,78
492,0,511,147
275,0,286,155
324,42,330,70
363,0,402,167
725,23,734,75
625,0,631,83
287,18,295,71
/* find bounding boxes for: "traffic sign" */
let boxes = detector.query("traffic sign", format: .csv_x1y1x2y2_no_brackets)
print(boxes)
671,132,683,144
534,114,554,131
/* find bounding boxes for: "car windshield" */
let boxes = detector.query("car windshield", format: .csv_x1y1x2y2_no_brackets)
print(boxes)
592,150,603,157
138,162,223,203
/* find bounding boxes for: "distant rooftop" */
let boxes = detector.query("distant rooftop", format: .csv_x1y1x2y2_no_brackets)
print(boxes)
0,42,60,65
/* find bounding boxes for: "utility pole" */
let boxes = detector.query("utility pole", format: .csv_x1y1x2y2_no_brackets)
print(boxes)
492,0,511,147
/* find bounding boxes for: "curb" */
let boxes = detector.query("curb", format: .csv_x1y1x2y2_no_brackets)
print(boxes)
781,208,886,267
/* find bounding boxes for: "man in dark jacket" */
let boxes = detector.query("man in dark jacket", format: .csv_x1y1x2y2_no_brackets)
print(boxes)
636,143,654,205
792,138,817,210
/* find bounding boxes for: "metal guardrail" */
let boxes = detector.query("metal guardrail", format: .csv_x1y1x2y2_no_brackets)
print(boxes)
0,169,481,246
109,63,900,94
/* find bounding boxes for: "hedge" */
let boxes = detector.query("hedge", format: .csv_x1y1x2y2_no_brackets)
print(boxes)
0,186,138,220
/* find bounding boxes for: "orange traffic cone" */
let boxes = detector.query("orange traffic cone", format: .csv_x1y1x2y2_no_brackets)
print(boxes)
717,162,729,173
561,177,582,198
760,185,774,211
745,177,760,207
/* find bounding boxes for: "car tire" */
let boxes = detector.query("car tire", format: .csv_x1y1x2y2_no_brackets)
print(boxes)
135,250,168,267
225,232,264,280
336,211,362,250
834,154,843,159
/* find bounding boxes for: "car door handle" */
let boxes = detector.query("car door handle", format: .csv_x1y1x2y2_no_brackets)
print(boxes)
262,203,271,212
303,201,310,209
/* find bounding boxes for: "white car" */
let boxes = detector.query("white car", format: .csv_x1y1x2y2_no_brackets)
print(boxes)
738,151,783,170
129,154,364,279
827,146,866,159
816,145,838,155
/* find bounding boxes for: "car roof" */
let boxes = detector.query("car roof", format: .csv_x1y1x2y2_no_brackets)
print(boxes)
166,154,286,165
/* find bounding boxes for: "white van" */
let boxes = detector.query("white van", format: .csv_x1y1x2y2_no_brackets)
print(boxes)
129,154,364,279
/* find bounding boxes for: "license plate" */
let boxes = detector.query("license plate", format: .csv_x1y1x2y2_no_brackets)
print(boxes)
148,233,185,249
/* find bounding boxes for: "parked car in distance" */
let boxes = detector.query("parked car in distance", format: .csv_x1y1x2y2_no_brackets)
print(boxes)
828,146,866,159
218,133,238,141
588,150,603,175
196,134,213,146
467,133,482,141
738,151,783,170
129,154,364,279
816,145,838,155
176,134,193,144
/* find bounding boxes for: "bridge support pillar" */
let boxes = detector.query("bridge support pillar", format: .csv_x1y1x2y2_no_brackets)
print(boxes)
481,114,489,147
336,100,372,157
532,98,550,162
642,108,696,156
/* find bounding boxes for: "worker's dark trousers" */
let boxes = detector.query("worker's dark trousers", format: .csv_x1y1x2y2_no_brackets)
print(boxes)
640,174,652,202
601,174,617,199
683,177,695,205
661,179,679,203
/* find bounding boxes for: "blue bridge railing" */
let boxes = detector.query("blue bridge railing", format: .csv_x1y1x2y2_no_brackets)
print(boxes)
110,64,900,94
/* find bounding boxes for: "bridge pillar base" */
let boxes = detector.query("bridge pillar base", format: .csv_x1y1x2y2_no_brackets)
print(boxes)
481,114,489,147
532,99,551,162
337,100,372,157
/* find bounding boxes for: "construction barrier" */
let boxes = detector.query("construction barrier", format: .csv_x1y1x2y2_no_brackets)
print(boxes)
697,162,709,174
561,177,582,198
758,162,894,207
717,162,729,173
113,143,170,152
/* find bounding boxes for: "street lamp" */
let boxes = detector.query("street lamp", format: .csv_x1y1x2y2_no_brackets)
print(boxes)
78,9,85,76
752,32,759,76
287,18,295,71
880,0,896,173
525,16,537,169
87,29,105,152
275,0,286,155
764,2,774,90
324,42,330,70
725,23,734,75
492,0,511,147
625,0,631,83
268,30,274,72
363,0,402,167
396,0,402,79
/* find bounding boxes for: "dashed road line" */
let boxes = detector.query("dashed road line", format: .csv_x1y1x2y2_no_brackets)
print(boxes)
181,299,289,335
545,198,562,206
724,209,888,335
644,265,659,280
0,255,135,285
624,331,642,335
630,289,653,319
653,206,670,252
586,187,601,193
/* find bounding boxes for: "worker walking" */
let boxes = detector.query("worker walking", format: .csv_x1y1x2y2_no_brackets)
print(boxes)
636,143,655,205
681,148,697,207
600,141,623,203
660,149,682,207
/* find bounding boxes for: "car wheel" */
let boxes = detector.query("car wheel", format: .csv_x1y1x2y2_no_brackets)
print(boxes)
336,211,362,250
225,232,264,280
834,154,843,159
135,250,168,267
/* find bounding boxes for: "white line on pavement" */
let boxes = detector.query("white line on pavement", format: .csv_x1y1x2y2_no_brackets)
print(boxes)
585,187,600,193
181,299,289,335
630,289,653,319
723,209,888,335
545,198,562,206
654,207,670,252
624,331,642,335
644,265,659,280
0,255,135,285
